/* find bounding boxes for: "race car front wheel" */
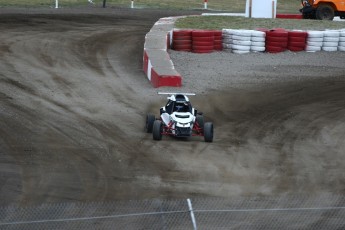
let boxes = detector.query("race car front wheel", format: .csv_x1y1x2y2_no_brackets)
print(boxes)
153,120,163,140
146,114,155,133
204,122,214,142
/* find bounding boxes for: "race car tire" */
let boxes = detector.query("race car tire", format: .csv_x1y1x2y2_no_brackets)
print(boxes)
153,120,163,140
196,115,204,131
204,122,214,142
146,114,156,133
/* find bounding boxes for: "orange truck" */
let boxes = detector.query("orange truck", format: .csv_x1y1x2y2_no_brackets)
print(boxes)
300,0,345,20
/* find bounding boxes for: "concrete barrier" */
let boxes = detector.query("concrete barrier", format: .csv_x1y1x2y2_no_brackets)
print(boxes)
143,16,184,88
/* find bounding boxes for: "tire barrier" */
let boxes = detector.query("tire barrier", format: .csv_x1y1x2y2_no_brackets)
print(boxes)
306,31,324,52
214,30,223,51
221,29,266,53
288,31,308,52
322,30,339,52
222,29,233,52
192,30,215,53
172,30,192,52
339,30,345,51
144,17,345,88
219,28,345,54
251,30,266,52
265,29,289,53
172,30,223,53
143,16,183,88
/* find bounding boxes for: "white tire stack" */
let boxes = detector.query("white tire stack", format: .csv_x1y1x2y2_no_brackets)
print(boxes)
222,29,233,52
251,30,266,52
306,31,324,52
322,30,340,52
231,30,252,54
338,30,345,52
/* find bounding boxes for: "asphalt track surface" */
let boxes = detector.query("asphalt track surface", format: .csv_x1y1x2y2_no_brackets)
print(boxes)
0,7,345,210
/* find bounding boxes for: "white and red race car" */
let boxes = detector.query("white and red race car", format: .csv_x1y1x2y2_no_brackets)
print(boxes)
146,92,213,142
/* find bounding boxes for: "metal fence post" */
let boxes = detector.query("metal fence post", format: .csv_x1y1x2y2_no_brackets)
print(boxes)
187,199,197,230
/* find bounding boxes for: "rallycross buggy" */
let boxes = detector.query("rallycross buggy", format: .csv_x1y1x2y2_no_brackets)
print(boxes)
146,92,213,142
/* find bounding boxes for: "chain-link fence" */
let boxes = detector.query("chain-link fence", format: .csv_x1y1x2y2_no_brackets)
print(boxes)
1,195,345,229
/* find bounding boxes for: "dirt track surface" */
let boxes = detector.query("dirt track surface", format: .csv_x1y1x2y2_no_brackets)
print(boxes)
0,7,345,208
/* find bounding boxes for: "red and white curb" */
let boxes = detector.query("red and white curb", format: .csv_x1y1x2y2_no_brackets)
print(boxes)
143,16,185,88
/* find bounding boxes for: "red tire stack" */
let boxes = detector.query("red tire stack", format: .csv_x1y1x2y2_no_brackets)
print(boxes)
172,30,193,52
287,31,308,52
265,29,289,53
213,30,223,51
192,30,215,53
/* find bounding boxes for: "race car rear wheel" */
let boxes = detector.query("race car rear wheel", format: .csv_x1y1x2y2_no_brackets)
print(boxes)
204,122,214,142
146,114,155,133
153,120,163,140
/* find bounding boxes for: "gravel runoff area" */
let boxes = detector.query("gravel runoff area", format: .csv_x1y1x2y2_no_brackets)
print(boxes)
0,7,345,228
169,50,345,93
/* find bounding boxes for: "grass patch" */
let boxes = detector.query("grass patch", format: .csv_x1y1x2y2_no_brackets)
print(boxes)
0,0,300,12
175,16,345,30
